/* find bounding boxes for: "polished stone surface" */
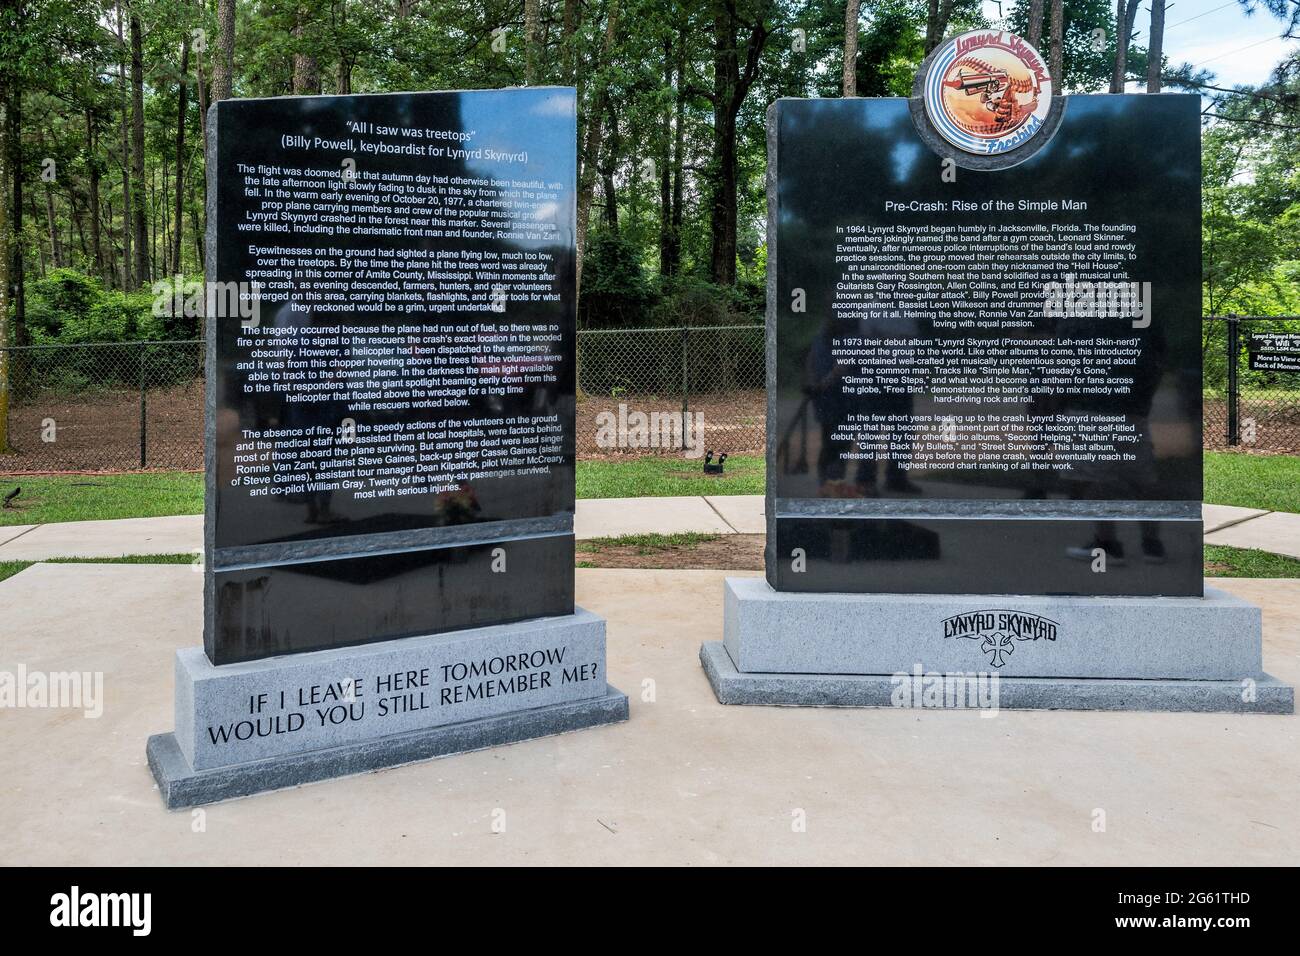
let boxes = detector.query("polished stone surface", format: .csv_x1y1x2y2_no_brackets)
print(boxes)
723,576,1262,679
766,94,1203,596
181,608,608,769
769,515,1203,596
204,88,580,662
209,89,578,549
208,532,574,664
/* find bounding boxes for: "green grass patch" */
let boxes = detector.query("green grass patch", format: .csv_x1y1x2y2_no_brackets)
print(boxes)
0,472,203,526
0,552,198,584
1204,452,1300,514
576,532,719,555
0,560,31,582
1204,545,1300,578
575,455,763,498
3,453,1291,525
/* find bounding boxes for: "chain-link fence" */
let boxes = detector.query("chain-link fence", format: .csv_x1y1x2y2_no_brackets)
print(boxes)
0,326,766,473
6,319,1297,473
576,324,764,457
1203,316,1300,453
0,341,205,472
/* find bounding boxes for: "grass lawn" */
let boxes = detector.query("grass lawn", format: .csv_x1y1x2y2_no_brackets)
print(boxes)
575,455,763,498
1,452,1295,525
1203,452,1300,513
1203,545,1300,577
0,472,203,527
0,552,196,582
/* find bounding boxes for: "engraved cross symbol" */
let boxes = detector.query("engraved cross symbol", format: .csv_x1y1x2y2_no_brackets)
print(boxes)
980,632,1014,668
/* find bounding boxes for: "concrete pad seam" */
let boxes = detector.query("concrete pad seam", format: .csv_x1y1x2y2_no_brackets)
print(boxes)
1205,510,1274,535
701,496,740,534
0,524,40,548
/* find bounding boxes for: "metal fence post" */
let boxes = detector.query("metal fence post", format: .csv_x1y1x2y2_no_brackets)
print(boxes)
138,344,148,468
1226,316,1240,447
681,325,690,420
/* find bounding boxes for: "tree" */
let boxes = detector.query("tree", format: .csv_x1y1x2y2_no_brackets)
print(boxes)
843,0,858,96
1146,0,1164,92
707,0,771,286
1048,0,1063,87
213,0,235,100
130,10,149,285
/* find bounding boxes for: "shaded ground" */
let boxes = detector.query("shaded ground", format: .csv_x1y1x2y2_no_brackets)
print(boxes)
575,532,1300,578
0,381,204,472
576,532,766,570
576,390,764,458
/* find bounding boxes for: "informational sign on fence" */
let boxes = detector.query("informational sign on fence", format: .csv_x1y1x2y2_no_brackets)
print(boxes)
1248,332,1300,374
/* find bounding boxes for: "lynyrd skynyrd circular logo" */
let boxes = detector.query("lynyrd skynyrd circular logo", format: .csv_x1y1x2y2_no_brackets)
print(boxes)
923,30,1052,156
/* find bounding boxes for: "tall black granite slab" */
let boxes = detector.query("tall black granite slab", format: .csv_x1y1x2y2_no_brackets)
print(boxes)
205,88,579,662
765,94,1203,597
149,87,628,809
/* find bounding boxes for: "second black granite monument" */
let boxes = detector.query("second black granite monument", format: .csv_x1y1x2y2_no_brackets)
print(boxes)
702,31,1292,713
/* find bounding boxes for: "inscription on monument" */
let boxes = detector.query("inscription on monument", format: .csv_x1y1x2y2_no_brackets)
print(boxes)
206,89,579,662
768,94,1203,596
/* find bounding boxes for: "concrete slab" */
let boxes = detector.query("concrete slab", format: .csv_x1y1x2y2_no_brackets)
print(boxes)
573,495,733,539
1203,503,1268,534
0,563,1297,864
704,495,765,534
0,524,36,547
1206,511,1300,560
0,514,201,560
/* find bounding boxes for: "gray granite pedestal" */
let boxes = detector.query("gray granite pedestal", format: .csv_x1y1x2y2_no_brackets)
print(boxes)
149,608,628,808
703,577,1293,714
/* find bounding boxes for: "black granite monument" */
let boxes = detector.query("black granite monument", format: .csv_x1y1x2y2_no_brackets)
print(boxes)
703,30,1293,713
148,88,628,808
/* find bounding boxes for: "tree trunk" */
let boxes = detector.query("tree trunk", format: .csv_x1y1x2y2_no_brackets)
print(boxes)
658,33,675,276
709,0,769,286
1146,0,1165,93
575,0,620,296
1027,0,1045,48
1110,0,1126,92
212,0,236,101
292,12,320,95
45,181,61,267
1048,0,1063,88
85,109,104,280
115,2,132,288
1112,0,1141,93
7,87,24,345
172,36,190,274
600,108,619,233
130,13,150,286
0,97,10,451
843,0,859,96
924,0,955,53
563,0,580,84
525,0,542,84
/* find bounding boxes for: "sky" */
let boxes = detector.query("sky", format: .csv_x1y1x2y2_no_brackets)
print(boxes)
989,0,1299,88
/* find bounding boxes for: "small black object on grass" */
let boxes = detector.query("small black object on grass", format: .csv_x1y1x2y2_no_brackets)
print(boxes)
703,451,727,475
2,486,20,509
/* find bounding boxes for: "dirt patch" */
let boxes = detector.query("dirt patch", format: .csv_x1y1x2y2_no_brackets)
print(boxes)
576,390,765,458
1,381,204,473
577,533,765,570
